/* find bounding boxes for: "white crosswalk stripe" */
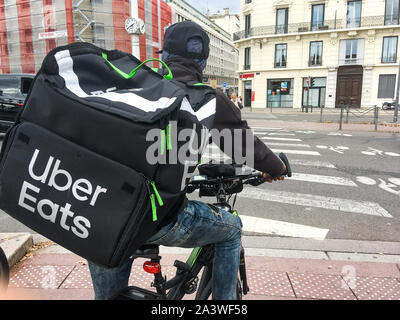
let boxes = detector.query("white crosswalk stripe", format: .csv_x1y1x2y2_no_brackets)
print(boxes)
267,132,297,136
196,128,393,240
263,142,311,148
261,137,302,142
239,188,392,218
240,215,329,240
290,173,357,187
271,149,321,156
289,159,336,169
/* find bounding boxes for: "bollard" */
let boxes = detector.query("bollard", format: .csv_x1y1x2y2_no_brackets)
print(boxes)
320,106,323,123
345,105,349,124
339,106,344,131
374,105,378,132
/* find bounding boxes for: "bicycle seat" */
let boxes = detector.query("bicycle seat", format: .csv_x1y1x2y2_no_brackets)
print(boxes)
131,244,160,259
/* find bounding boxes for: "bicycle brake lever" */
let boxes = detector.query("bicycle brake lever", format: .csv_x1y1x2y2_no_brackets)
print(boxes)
279,153,292,177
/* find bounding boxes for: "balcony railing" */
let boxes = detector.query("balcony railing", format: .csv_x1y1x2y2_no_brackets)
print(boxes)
234,15,395,41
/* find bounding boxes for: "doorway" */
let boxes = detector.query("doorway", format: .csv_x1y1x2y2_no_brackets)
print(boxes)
244,81,252,107
302,77,326,108
335,65,363,108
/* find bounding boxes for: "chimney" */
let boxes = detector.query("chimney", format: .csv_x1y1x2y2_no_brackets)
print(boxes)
224,8,229,15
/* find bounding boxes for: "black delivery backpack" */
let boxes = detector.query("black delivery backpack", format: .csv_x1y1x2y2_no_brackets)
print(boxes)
0,42,207,267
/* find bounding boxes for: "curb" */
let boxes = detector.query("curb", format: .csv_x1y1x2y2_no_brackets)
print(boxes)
0,233,33,267
28,234,400,265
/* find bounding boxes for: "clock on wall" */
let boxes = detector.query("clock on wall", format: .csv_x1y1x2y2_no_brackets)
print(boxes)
125,17,145,35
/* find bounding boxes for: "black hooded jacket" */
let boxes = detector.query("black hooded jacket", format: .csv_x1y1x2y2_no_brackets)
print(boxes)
157,56,284,228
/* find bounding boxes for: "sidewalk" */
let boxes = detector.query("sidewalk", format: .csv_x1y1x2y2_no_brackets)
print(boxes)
1,234,400,300
246,118,400,133
241,108,400,133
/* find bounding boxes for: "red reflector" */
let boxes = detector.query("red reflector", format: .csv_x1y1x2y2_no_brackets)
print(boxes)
143,261,161,274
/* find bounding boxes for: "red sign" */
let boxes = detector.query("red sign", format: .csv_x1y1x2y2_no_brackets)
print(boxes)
251,91,255,102
240,74,254,79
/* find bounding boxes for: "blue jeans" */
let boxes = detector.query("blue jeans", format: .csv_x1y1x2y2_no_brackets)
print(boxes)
88,200,242,300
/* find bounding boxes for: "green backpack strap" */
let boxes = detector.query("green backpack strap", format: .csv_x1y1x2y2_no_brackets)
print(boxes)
102,52,173,80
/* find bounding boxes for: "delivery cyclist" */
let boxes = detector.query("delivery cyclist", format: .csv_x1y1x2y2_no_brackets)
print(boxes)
88,21,286,300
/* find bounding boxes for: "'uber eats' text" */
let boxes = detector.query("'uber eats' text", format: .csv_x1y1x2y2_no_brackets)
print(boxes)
18,149,108,239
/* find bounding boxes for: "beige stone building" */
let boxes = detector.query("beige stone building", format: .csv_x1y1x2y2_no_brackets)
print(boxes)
234,0,400,109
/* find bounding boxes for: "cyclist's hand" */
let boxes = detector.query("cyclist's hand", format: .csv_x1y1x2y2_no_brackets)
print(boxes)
260,172,285,183
261,162,287,183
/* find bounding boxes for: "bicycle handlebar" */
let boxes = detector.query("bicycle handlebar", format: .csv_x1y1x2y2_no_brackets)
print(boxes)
186,152,292,194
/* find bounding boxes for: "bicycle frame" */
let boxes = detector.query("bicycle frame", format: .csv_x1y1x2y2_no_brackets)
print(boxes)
0,246,9,292
126,182,250,301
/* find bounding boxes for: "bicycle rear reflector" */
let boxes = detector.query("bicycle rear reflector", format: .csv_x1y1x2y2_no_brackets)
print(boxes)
143,261,161,274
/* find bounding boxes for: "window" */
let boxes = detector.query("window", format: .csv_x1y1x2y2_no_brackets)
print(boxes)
346,39,358,60
382,36,398,63
276,8,288,34
347,1,361,27
245,14,251,37
385,0,399,25
244,47,251,70
245,0,252,3
339,39,365,65
311,4,325,30
92,22,104,34
378,75,396,98
275,44,287,68
309,41,323,66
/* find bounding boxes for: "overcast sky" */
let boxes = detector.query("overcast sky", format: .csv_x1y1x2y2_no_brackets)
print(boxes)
185,0,240,15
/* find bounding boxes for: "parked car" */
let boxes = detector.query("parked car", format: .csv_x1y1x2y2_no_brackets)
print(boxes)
0,74,35,133
382,101,396,110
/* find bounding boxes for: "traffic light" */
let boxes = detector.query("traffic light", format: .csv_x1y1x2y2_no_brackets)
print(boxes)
309,77,316,88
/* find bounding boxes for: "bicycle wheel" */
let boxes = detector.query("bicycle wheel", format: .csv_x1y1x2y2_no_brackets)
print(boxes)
195,265,212,300
196,270,243,300
0,246,9,292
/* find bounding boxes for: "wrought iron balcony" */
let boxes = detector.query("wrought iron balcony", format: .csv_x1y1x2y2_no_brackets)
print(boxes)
234,15,397,41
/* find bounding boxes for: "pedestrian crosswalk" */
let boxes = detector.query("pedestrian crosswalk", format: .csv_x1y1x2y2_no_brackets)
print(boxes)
197,127,394,240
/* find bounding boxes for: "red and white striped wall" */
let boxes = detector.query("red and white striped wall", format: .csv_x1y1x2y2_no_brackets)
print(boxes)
0,0,172,74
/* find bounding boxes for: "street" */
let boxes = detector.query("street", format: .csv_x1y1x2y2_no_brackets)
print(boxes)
189,127,400,242
0,126,399,243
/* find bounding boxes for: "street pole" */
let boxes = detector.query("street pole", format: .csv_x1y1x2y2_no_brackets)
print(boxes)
130,0,140,59
394,61,400,123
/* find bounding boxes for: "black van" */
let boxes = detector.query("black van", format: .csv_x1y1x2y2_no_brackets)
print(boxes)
0,74,35,133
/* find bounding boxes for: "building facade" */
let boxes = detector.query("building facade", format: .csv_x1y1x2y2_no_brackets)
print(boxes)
0,0,171,74
234,0,400,109
209,8,240,41
164,0,239,93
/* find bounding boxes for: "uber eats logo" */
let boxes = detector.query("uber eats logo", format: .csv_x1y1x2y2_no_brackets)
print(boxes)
18,149,108,239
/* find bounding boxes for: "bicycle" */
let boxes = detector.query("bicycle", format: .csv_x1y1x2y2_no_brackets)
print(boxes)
112,153,291,300
0,245,9,292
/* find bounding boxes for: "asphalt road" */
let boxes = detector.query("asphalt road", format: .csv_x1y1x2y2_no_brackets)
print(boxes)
0,128,399,243
188,128,400,242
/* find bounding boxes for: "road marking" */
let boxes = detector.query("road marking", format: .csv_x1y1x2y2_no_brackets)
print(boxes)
271,149,321,156
290,159,336,169
239,188,392,218
291,173,358,187
240,215,329,240
261,137,302,142
356,176,377,185
263,142,311,148
268,132,296,136
388,177,400,186
251,127,283,131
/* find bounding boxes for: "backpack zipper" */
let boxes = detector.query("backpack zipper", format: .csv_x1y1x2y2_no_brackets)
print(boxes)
143,177,164,222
